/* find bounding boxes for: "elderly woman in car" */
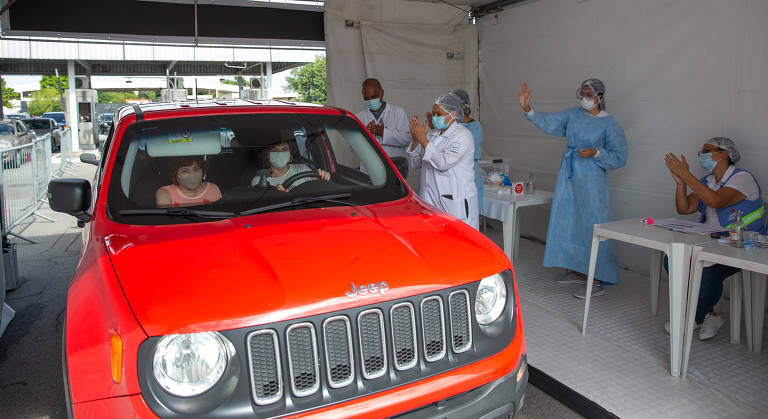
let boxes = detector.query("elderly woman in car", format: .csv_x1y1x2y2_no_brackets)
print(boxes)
156,156,222,207
253,140,331,192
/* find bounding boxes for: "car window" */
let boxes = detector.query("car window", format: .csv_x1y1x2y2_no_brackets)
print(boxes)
15,122,26,133
24,119,51,130
106,112,407,225
0,124,13,135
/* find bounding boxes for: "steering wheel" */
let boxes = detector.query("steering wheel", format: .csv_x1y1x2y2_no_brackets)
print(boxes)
281,170,322,190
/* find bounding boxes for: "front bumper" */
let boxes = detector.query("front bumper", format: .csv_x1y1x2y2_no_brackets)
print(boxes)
393,355,528,419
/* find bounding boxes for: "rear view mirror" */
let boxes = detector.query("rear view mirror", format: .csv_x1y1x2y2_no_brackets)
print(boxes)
48,178,91,223
390,156,409,179
80,153,99,166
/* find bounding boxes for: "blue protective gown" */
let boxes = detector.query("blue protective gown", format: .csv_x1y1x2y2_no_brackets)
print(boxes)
461,120,484,206
525,107,628,284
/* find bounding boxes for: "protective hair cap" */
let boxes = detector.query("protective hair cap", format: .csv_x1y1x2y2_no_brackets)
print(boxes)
448,88,471,116
579,78,607,110
435,93,465,122
706,136,740,164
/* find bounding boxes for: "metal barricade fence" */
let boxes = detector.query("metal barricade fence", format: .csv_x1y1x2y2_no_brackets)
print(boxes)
57,128,75,176
0,134,54,240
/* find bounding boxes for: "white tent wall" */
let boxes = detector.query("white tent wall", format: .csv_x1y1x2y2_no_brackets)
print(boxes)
479,0,768,274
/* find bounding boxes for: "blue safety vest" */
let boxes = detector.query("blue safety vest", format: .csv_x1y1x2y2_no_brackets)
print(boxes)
697,168,765,233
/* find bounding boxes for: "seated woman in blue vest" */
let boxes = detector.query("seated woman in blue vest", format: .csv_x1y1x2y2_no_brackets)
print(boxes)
664,137,764,340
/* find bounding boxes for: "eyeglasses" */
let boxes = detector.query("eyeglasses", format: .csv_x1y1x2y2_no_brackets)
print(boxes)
698,148,724,156
576,88,599,100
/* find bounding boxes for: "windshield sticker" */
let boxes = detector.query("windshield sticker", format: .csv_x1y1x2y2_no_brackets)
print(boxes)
168,131,193,144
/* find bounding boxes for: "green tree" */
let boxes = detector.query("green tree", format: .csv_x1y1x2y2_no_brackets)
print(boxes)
1,78,20,108
40,75,68,90
98,91,139,103
28,88,64,116
285,56,326,103
221,76,246,86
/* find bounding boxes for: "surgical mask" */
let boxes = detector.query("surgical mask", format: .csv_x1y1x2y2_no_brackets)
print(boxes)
432,115,451,130
581,97,597,111
269,151,291,169
178,172,202,190
699,153,717,171
365,98,381,111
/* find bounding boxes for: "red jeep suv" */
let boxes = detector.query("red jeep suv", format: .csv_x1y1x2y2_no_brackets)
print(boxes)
49,100,527,418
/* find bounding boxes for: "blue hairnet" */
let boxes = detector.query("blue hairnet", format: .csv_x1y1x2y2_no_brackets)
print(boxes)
435,93,465,122
706,136,740,164
578,78,607,110
448,88,471,116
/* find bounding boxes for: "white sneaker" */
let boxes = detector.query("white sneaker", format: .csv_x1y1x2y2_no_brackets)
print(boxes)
698,314,724,341
664,320,699,334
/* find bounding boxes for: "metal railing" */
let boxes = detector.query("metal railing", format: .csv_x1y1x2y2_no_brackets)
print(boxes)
0,134,56,243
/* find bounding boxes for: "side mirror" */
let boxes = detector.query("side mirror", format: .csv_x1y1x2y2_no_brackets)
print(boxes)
48,178,91,223
80,153,99,166
390,156,409,179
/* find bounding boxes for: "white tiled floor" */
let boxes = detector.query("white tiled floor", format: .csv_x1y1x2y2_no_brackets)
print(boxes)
482,222,768,418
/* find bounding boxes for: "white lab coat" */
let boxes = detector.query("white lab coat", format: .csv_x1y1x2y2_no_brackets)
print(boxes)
407,122,479,229
356,103,412,158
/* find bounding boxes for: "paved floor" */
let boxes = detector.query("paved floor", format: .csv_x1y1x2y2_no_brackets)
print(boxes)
0,160,581,418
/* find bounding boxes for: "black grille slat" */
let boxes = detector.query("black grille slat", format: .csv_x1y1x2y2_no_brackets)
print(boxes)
286,324,319,397
390,303,417,370
421,297,446,362
358,310,387,379
247,330,282,405
323,317,354,388
247,288,478,406
449,291,472,353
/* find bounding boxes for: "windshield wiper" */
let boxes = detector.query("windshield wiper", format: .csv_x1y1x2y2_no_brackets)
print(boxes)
119,208,235,220
240,193,357,216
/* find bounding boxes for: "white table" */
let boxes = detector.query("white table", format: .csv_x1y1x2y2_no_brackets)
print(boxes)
580,218,712,377
481,188,553,262
682,242,768,378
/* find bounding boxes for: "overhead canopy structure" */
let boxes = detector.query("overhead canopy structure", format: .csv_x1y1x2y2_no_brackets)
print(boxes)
0,0,325,76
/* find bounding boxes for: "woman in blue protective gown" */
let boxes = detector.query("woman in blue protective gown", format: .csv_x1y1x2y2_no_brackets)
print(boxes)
518,79,628,298
448,89,484,207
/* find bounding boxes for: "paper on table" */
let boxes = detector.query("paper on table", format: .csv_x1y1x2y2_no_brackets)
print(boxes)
652,218,723,234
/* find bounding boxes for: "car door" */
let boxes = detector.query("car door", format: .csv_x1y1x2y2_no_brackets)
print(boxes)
15,122,33,145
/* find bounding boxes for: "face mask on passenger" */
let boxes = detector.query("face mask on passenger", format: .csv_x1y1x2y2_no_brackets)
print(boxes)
178,172,202,190
269,151,291,169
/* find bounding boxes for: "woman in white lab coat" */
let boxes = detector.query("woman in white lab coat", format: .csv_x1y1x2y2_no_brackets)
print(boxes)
408,94,479,229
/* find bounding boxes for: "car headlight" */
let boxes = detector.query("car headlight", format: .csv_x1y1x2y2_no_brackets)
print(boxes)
475,273,507,325
152,331,228,397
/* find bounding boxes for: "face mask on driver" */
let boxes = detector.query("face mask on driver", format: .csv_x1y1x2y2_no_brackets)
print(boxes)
269,151,291,169
178,172,202,190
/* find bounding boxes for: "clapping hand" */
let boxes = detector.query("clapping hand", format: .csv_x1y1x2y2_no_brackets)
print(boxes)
664,153,689,184
409,116,429,148
518,83,532,113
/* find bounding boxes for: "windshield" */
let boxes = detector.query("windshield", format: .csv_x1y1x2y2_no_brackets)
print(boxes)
106,112,408,225
0,124,14,135
24,119,50,130
43,113,66,124
102,114,114,122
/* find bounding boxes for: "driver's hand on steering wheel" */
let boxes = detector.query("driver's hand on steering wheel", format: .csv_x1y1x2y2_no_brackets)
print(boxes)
276,184,288,192
317,169,331,181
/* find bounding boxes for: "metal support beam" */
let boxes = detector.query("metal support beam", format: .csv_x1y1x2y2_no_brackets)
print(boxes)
471,0,530,18
67,60,79,152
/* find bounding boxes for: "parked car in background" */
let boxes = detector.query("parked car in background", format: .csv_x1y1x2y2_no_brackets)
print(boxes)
98,113,114,134
0,120,36,167
23,117,62,152
49,100,528,418
42,111,67,129
5,112,30,121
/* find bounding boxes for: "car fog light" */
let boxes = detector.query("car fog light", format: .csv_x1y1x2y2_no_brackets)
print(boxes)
475,273,507,325
153,331,227,397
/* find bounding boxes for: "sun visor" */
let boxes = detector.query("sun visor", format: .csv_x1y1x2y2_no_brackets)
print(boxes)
144,128,222,157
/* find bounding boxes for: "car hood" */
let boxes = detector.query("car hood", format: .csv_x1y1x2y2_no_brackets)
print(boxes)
104,198,510,336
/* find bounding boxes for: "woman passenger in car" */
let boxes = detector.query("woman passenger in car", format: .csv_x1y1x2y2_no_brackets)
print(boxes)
156,156,222,207
253,141,331,192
